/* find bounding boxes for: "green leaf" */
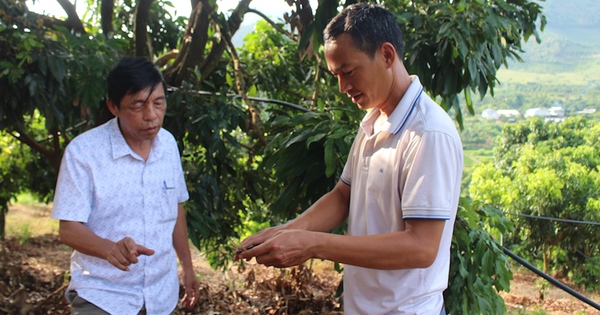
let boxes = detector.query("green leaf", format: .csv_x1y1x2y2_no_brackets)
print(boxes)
324,138,335,177
306,133,326,147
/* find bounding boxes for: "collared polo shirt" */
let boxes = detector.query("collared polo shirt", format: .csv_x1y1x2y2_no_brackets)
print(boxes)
51,117,189,315
340,76,463,314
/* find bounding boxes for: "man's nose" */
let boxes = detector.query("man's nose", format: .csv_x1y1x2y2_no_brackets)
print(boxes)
143,104,158,120
338,77,352,93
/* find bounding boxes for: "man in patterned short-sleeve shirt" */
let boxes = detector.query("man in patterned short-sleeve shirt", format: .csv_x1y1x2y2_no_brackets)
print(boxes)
51,57,199,315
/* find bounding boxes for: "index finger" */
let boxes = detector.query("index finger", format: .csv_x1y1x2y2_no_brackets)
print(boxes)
240,227,280,250
238,242,271,261
232,242,258,254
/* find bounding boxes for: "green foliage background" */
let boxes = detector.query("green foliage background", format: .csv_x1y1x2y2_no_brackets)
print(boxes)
0,0,570,313
469,117,600,290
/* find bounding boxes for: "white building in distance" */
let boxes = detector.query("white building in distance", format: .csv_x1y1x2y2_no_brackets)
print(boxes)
549,106,565,117
497,109,522,118
576,108,597,115
525,108,551,118
482,108,499,120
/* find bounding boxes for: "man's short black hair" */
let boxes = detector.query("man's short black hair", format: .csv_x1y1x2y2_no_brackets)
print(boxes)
323,3,405,59
106,57,166,108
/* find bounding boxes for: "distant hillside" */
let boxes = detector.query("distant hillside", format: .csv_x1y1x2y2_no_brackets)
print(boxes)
542,0,600,30
469,0,600,115
509,33,598,73
506,0,600,74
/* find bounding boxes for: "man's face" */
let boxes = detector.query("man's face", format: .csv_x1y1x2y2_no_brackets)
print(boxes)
108,85,167,145
324,33,391,111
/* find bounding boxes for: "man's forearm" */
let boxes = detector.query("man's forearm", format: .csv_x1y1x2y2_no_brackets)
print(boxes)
286,180,351,232
59,220,114,259
173,204,194,271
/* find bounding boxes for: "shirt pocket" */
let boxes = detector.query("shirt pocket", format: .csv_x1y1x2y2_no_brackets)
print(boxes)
159,179,178,223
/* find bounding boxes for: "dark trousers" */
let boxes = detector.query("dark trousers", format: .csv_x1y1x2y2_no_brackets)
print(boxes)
67,291,173,315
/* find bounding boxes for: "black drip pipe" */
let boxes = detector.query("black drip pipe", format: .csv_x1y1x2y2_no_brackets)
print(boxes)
503,247,600,312
168,88,311,112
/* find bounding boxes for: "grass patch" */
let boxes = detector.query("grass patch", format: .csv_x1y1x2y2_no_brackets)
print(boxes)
14,191,41,205
497,67,600,86
464,149,493,169
5,202,57,243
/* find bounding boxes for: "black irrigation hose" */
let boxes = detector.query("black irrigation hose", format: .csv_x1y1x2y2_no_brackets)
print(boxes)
168,88,311,112
576,249,600,267
37,89,308,143
504,212,600,226
503,247,600,312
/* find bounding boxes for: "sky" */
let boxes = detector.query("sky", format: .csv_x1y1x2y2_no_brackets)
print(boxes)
27,0,303,25
26,0,317,47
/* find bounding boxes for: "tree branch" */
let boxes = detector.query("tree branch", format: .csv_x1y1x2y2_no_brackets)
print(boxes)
246,8,294,40
55,0,86,34
156,49,180,68
9,126,62,171
220,23,266,146
310,54,322,109
198,0,252,83
26,11,76,32
284,0,314,60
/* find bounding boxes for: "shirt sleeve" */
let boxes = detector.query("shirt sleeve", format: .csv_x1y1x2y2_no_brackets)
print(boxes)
401,130,462,220
175,161,189,204
51,141,94,222
172,139,189,204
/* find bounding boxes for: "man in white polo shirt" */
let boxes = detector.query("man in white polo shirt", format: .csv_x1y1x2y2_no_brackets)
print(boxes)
52,57,199,314
235,3,463,314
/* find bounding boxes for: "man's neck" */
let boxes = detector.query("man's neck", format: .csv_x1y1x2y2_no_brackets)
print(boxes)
379,63,412,116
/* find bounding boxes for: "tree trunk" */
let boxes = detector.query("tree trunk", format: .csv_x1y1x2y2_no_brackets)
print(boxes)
101,0,115,37
1,204,6,240
163,0,252,86
163,0,212,86
198,0,251,81
134,0,154,58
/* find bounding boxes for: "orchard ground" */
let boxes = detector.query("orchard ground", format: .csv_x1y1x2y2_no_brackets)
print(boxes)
1,203,598,314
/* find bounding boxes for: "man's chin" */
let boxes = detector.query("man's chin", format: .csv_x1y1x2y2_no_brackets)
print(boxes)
356,102,371,111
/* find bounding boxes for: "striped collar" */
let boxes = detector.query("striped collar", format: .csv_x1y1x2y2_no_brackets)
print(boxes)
360,75,424,136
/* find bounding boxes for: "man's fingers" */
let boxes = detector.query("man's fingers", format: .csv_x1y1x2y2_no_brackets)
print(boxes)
187,290,198,307
181,282,200,308
119,238,139,264
135,244,155,256
107,237,156,271
122,237,155,257
181,293,196,308
107,253,131,271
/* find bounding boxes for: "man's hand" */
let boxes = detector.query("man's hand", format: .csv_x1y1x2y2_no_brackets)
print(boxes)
107,237,155,271
235,229,316,268
180,270,200,309
233,225,283,262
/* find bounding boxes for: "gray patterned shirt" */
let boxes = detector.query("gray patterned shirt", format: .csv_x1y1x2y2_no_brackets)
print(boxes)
52,117,189,315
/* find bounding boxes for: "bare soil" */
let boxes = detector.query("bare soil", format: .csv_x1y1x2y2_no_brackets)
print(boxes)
1,204,599,314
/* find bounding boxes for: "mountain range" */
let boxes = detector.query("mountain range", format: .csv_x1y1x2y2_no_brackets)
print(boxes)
505,0,600,77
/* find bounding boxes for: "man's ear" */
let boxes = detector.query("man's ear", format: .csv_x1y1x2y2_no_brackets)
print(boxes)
380,42,396,67
106,99,120,117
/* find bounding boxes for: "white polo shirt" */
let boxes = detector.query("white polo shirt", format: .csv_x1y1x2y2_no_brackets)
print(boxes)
52,117,189,315
340,76,463,314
